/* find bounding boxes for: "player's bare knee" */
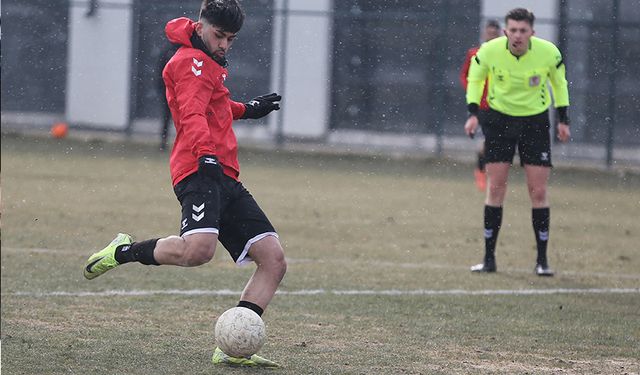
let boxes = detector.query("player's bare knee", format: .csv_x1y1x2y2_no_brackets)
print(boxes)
268,247,287,280
183,242,215,266
252,241,287,278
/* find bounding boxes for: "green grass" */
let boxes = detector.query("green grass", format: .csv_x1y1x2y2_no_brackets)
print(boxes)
1,132,639,374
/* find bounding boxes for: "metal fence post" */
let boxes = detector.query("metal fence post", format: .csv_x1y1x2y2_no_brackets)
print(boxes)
605,0,620,168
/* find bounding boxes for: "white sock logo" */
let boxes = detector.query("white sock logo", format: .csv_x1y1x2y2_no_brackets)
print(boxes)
539,230,549,241
484,228,494,239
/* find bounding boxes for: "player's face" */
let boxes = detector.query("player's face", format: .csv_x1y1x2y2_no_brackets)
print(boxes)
483,26,500,42
504,19,534,56
196,21,237,59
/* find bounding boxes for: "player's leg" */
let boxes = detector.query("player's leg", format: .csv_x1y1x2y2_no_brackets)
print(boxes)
217,179,287,314
84,172,221,279
153,233,217,266
212,179,286,366
240,235,287,310
474,111,489,192
474,145,487,192
212,235,285,367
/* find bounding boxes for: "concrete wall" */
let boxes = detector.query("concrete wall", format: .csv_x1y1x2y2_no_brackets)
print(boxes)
481,0,559,42
66,0,133,129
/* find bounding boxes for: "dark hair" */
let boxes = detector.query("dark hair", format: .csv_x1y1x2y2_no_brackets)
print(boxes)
505,8,535,27
199,0,245,33
485,19,501,30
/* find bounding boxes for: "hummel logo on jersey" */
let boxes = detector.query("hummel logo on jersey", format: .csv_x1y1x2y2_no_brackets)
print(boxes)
221,73,227,81
484,228,494,239
192,203,205,221
191,58,203,76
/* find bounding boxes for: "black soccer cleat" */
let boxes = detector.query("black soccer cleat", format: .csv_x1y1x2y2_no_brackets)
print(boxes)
470,260,496,273
535,264,554,277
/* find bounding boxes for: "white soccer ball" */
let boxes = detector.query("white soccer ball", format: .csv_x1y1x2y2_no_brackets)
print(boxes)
214,307,266,358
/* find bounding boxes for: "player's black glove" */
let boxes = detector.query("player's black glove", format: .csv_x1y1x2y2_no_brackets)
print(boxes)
241,93,281,119
198,155,223,183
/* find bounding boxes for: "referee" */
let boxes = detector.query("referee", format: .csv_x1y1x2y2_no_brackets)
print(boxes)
463,8,571,276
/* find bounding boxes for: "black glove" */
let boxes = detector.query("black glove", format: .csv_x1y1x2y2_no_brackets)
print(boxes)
198,155,223,182
241,93,281,119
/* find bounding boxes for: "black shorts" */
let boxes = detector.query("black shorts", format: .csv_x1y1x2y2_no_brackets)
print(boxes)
483,109,553,167
477,109,490,137
173,172,277,265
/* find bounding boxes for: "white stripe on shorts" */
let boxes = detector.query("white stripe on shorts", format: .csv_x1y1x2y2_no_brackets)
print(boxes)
236,232,279,266
182,228,219,237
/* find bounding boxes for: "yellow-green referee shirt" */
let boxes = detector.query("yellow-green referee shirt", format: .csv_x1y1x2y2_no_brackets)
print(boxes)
467,36,569,117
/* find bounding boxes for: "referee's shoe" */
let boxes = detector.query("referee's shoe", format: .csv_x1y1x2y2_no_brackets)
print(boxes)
470,259,496,273
84,233,132,280
535,263,554,277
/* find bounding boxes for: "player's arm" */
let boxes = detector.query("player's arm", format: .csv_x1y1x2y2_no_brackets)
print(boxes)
172,54,217,157
239,93,281,119
459,49,474,90
548,47,571,142
229,100,246,120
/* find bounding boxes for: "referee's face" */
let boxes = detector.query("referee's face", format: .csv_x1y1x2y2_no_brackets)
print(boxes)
504,19,534,56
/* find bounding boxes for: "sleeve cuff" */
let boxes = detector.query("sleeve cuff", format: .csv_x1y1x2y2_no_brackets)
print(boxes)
467,103,479,116
556,106,570,125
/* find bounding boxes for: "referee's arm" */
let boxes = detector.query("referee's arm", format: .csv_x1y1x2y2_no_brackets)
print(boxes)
549,48,571,142
464,52,488,137
466,53,488,116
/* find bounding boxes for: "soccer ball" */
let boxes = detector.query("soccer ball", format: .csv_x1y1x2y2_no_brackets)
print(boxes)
214,307,266,358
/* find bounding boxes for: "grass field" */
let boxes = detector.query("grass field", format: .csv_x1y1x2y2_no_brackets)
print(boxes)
1,132,639,374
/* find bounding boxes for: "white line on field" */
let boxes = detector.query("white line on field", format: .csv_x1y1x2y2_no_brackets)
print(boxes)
4,248,640,280
4,288,639,298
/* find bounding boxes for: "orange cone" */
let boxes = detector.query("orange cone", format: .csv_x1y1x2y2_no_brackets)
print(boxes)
51,122,68,138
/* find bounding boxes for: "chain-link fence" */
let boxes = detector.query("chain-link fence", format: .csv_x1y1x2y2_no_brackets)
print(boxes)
2,0,638,166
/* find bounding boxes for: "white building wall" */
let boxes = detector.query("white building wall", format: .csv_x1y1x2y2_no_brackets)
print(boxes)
481,0,559,42
66,0,133,129
269,0,333,139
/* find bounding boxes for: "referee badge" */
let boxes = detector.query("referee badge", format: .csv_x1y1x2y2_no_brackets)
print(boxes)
529,75,541,87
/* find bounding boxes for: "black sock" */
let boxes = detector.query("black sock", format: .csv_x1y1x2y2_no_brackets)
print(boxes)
114,238,160,265
237,300,264,317
532,207,550,266
484,205,503,263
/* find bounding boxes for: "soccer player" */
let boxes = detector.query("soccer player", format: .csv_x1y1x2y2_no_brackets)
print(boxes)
459,19,501,192
84,0,286,367
463,8,571,276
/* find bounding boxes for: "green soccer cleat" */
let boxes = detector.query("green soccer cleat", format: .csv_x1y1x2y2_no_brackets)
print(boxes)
211,347,280,368
83,233,132,280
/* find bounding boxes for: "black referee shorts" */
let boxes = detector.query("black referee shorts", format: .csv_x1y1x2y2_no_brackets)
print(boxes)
173,172,277,265
483,108,553,167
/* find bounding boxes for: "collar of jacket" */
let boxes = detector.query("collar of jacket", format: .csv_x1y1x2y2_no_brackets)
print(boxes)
190,32,228,68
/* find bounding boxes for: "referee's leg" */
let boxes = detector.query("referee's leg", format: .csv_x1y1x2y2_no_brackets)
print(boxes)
525,165,554,275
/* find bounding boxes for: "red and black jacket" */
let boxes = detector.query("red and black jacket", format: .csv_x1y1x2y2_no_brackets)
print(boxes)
162,17,247,186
